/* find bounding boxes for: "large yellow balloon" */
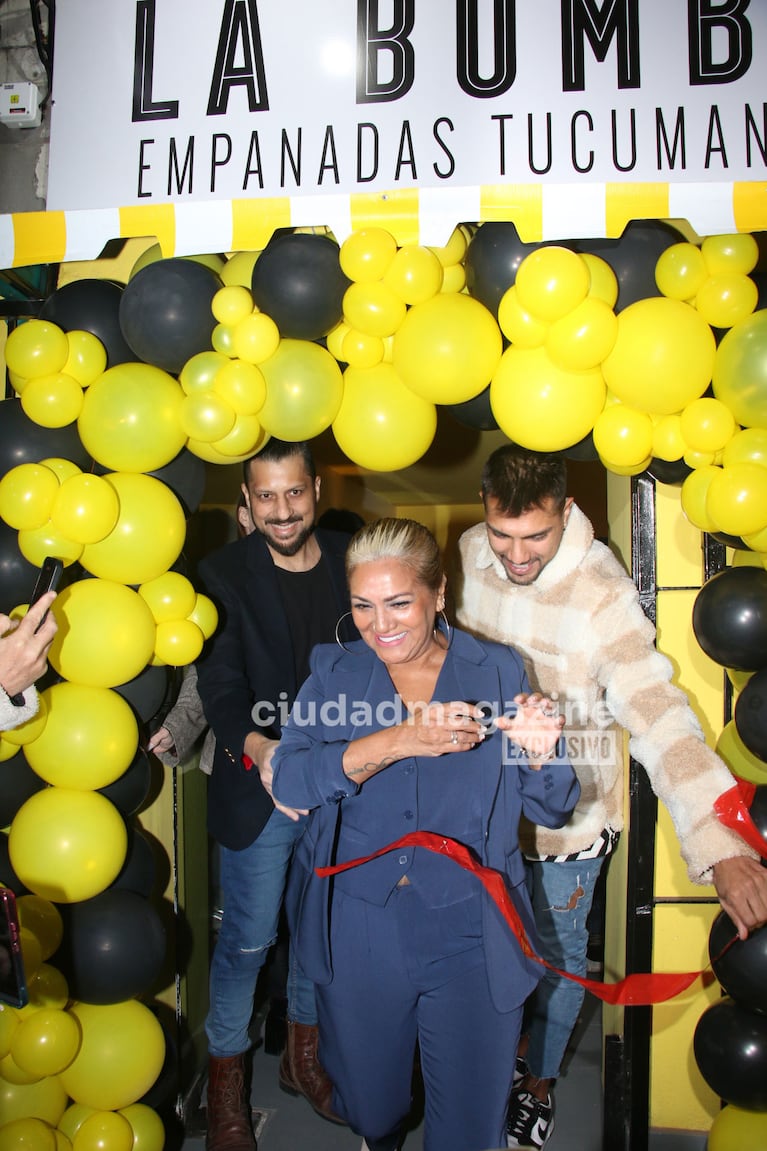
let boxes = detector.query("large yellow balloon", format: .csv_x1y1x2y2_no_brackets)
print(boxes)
602,298,716,414
706,462,767,536
0,465,60,531
58,1002,165,1112
490,346,606,451
333,364,437,471
11,1010,81,1078
50,475,120,545
393,293,503,404
80,473,186,586
78,365,186,473
0,1074,68,1127
9,789,127,903
24,683,138,789
258,340,344,440
48,582,156,689
514,247,590,322
4,321,69,380
722,426,767,469
712,309,767,428
708,1104,767,1151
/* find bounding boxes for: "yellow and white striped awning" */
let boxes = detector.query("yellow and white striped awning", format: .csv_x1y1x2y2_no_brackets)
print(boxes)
2,181,766,269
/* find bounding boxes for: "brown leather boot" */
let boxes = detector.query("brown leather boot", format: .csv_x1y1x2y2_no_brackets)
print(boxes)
278,1021,346,1124
206,1054,257,1151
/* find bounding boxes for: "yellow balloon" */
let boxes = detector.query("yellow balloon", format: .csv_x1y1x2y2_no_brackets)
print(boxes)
17,898,63,962
393,293,503,404
63,333,107,389
339,228,397,282
490,346,606,451
78,365,186,473
26,965,69,1012
716,720,767,785
0,1051,43,1085
211,285,254,326
21,375,84,429
9,789,127,903
382,245,443,305
602,297,716,414
180,393,236,443
178,352,229,396
11,1010,81,1078
333,364,437,471
187,593,218,640
712,309,767,428
50,475,120,545
582,254,618,308
651,414,685,461
139,572,197,624
706,462,767,536
212,360,266,415
701,233,760,276
80,473,186,586
0,1118,57,1151
679,397,737,453
4,322,69,380
680,465,721,531
726,665,754,691
185,436,264,466
57,1001,165,1112
598,455,652,477
58,1107,96,1144
24,682,139,788
325,321,350,362
0,465,60,531
1,695,49,751
342,281,407,338
654,243,707,300
497,287,548,348
232,313,280,365
722,426,767,469
154,619,204,666
0,1006,20,1059
546,297,618,371
221,250,261,288
17,524,82,569
48,581,155,689
428,226,468,268
742,525,767,554
210,324,236,357
514,247,590,322
209,414,266,458
39,458,82,485
258,340,344,439
128,244,162,279
18,930,43,981
695,273,758,329
340,329,384,369
439,263,466,294
116,1106,163,1151
72,1112,133,1151
593,404,654,468
0,1073,67,1127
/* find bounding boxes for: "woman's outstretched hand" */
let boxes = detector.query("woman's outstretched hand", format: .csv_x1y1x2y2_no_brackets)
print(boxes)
496,692,565,768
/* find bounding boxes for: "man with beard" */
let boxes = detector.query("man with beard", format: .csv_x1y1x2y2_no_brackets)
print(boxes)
197,439,355,1151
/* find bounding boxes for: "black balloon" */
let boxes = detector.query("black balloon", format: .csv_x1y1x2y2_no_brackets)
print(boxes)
0,832,29,894
749,784,767,843
564,433,599,462
119,259,221,375
148,449,207,516
735,669,767,763
110,824,157,897
250,232,350,340
692,566,767,671
709,910,767,1014
55,888,166,1004
0,398,91,478
694,996,767,1109
449,386,499,431
0,519,38,613
39,279,136,368
572,220,686,312
0,749,45,827
113,665,170,725
98,748,154,817
644,457,692,486
711,532,751,551
464,223,541,316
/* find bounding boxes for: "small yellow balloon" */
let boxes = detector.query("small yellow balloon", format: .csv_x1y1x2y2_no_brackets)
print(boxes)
382,245,443,305
0,1006,20,1060
497,287,548,349
212,360,266,415
325,321,350,362
582,253,618,308
340,329,384,369
50,474,120,545
593,404,654,468
742,524,767,554
17,898,63,962
722,426,767,470
679,397,737,454
211,285,254,326
0,1117,57,1151
652,414,685,461
40,458,82,484
680,465,722,531
179,352,230,396
17,524,83,569
220,250,260,288
515,247,590,322
439,263,466,294
63,332,107,388
117,1106,163,1151
139,572,197,624
1,695,48,747
58,1106,97,1144
232,313,280,365
706,462,767,536
343,281,407,338
11,1009,81,1078
187,593,218,639
701,233,760,276
73,1112,133,1151
21,375,84,429
0,464,60,531
694,273,758,329
154,619,204,666
654,243,707,300
48,581,156,689
180,393,236,443
340,228,397,282
210,323,236,357
26,965,69,1012
209,414,266,458
546,297,618,371
24,682,139,788
4,321,69,380
0,1070,68,1126
428,226,468,268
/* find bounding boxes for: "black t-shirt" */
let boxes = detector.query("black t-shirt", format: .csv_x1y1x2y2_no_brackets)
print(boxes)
275,556,339,685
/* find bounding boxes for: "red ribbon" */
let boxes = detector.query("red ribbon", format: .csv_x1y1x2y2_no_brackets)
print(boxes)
316,832,703,1006
713,779,767,860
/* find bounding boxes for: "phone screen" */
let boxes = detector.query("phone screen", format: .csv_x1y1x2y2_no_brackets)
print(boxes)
0,888,28,1009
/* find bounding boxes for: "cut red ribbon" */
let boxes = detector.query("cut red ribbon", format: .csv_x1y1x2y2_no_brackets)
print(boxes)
714,779,767,860
316,832,703,1006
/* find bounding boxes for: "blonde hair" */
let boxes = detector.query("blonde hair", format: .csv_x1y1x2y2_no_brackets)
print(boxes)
345,518,443,593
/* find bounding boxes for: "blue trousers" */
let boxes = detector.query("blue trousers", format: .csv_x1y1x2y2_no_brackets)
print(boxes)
205,810,316,1058
524,855,605,1081
317,884,523,1151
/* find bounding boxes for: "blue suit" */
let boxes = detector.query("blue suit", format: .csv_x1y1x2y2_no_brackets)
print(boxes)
273,629,579,1151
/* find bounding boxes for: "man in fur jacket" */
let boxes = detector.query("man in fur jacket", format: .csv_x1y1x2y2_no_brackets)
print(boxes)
455,443,767,1151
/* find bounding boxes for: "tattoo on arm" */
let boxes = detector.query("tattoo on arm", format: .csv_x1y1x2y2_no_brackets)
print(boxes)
347,756,396,780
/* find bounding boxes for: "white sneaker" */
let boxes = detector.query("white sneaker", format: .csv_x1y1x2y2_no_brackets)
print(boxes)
506,1089,555,1149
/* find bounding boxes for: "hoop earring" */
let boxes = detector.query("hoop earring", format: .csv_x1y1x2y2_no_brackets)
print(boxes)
434,609,453,649
335,611,357,654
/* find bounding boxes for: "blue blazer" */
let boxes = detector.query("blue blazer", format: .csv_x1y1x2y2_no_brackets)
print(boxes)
272,629,580,1013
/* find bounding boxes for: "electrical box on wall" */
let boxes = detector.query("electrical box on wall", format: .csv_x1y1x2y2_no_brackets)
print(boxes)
0,82,41,128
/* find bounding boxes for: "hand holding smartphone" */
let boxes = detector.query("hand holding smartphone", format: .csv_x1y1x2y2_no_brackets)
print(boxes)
0,886,28,1009
29,557,63,633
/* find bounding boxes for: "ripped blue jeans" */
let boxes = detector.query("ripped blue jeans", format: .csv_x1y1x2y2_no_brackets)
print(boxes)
523,856,605,1081
206,810,315,1058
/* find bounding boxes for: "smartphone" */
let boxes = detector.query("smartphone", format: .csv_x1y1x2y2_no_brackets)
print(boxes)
0,886,28,1009
29,556,63,633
